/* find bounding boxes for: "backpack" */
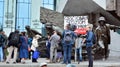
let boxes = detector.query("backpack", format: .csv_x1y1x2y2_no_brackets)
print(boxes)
0,34,4,46
64,30,73,44
10,33,19,45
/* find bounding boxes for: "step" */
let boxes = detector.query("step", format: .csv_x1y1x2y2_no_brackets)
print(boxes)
0,61,120,67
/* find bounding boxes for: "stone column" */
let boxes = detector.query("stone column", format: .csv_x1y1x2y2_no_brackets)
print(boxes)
3,0,16,36
31,0,42,33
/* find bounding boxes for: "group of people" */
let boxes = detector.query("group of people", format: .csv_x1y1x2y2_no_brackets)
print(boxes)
0,16,120,67
62,23,94,67
45,23,94,67
46,16,120,67
0,29,42,64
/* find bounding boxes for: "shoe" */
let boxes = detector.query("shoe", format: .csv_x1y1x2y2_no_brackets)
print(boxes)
102,58,105,61
32,61,38,63
48,61,52,63
6,62,9,64
61,62,67,64
21,62,25,64
13,62,16,64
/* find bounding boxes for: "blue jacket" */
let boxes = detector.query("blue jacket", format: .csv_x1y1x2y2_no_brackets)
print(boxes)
62,30,77,45
86,30,94,47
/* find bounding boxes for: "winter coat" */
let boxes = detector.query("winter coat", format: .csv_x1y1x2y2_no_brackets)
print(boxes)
31,34,41,51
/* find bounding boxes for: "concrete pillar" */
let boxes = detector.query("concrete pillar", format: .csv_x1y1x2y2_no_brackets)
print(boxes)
3,0,16,36
31,0,42,33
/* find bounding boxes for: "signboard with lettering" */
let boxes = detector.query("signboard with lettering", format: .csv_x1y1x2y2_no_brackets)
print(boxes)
106,0,116,11
64,16,88,29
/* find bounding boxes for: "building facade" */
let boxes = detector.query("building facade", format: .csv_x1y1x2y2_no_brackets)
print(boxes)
0,0,56,36
0,0,41,36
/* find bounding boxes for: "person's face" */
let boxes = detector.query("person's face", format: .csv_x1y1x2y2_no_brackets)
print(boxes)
48,35,50,39
1,31,5,35
86,26,90,31
99,21,105,25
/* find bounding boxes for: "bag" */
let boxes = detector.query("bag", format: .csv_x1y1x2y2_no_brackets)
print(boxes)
32,50,40,59
92,32,96,44
55,35,60,43
64,31,72,43
0,34,4,46
10,33,19,45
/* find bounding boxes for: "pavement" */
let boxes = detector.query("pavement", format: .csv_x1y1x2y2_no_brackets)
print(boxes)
0,57,120,67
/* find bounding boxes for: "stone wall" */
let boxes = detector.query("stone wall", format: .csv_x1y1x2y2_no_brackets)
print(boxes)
40,7,64,29
116,0,120,16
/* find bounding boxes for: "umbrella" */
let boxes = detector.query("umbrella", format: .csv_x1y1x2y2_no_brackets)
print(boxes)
74,28,87,35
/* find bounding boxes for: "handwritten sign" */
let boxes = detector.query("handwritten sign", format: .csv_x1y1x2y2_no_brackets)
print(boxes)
64,16,88,28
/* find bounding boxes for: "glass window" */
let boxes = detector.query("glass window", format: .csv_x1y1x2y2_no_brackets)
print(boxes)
16,19,22,30
28,4,31,18
49,0,53,4
24,0,31,3
0,0,4,1
0,2,4,17
16,18,30,31
18,19,24,30
17,4,19,18
0,18,2,30
17,0,24,2
18,3,29,18
42,0,54,10
16,0,31,31
43,0,49,4
44,4,53,10
24,19,29,26
0,18,2,25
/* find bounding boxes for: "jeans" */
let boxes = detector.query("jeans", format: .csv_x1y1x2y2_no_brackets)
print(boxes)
46,46,50,59
86,47,93,67
76,47,82,61
63,44,72,64
0,47,3,61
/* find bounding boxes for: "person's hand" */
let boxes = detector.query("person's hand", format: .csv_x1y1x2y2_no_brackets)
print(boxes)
4,46,7,49
82,38,86,43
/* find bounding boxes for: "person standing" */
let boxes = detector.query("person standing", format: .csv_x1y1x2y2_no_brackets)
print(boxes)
1,31,8,61
6,30,20,64
49,31,60,63
0,31,5,62
62,24,76,64
46,34,51,60
28,37,32,59
75,34,84,64
83,24,94,67
31,34,41,62
19,32,29,64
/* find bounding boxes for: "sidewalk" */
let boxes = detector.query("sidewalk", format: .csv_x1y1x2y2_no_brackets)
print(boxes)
0,57,120,67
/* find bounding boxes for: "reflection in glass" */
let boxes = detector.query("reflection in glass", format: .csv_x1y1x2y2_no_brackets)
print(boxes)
18,3,29,18
42,0,54,10
0,2,4,17
16,0,31,31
